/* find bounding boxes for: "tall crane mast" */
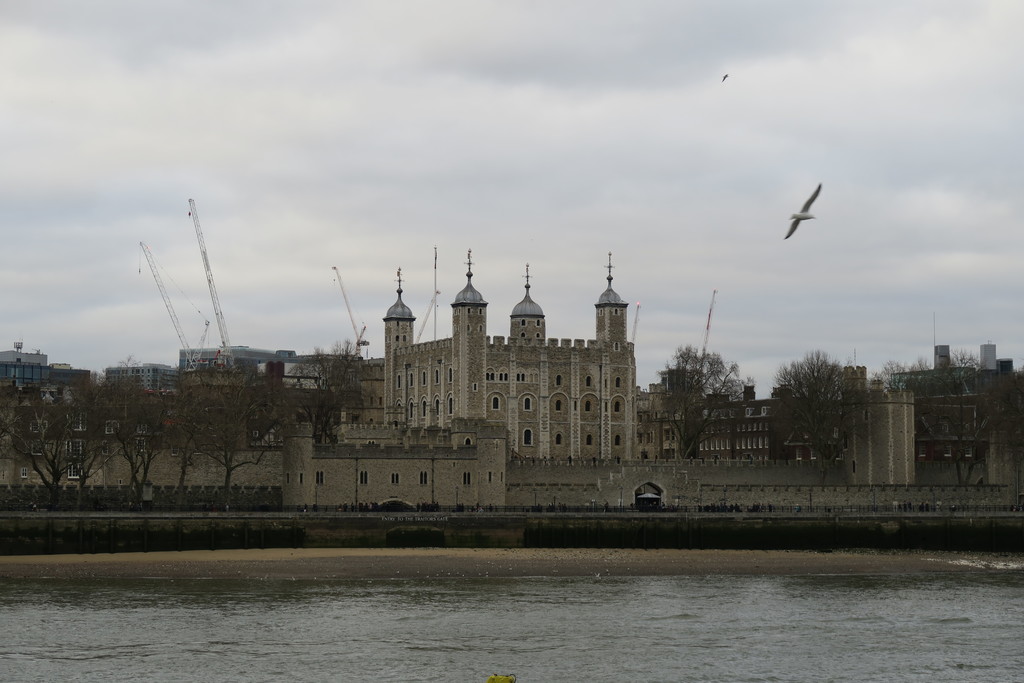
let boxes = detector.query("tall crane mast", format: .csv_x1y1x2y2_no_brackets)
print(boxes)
631,301,641,344
416,289,441,343
331,266,369,350
139,242,210,370
701,289,718,357
188,199,232,365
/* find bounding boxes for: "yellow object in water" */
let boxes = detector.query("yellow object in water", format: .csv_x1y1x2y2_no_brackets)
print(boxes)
486,676,516,683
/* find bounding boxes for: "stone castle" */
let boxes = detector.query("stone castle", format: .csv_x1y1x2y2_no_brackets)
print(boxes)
279,253,1012,512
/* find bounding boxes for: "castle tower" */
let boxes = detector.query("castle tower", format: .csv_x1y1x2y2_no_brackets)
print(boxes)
451,250,488,419
592,252,634,459
383,269,416,421
595,252,628,345
509,264,546,339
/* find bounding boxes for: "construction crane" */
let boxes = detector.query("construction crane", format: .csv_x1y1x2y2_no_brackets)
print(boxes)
139,242,211,370
701,289,718,357
188,199,232,366
416,289,442,343
631,302,641,344
331,266,369,350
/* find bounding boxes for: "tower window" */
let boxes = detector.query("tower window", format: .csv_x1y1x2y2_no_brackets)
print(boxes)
492,396,500,410
523,397,532,410
523,429,533,445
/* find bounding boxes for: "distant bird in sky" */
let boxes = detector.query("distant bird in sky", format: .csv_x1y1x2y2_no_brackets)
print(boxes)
722,74,729,81
785,183,822,239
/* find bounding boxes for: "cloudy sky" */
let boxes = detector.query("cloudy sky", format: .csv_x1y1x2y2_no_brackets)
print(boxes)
4,1,1023,392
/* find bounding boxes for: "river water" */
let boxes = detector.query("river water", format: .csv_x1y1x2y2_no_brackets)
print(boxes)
2,571,1022,682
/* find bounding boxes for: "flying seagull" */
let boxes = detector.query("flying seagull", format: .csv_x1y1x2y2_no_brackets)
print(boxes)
722,74,729,81
785,183,822,239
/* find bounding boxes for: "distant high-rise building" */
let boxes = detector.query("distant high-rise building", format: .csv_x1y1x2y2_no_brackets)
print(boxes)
934,345,950,369
981,343,997,371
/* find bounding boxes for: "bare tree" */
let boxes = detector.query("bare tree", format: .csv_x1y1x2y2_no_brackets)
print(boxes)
659,345,745,459
773,350,867,467
63,374,119,510
985,369,1024,502
288,342,363,444
163,383,203,509
872,357,931,392
898,349,986,485
103,374,174,507
4,386,79,509
188,368,285,506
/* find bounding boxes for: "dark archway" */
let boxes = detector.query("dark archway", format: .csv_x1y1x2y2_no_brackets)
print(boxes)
634,483,663,510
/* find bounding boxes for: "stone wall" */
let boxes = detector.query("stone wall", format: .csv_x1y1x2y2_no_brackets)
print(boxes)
506,459,1010,510
0,483,282,511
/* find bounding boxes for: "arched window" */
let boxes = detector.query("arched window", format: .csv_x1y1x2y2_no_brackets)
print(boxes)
523,429,533,445
555,433,562,445
586,376,592,387
585,400,592,412
421,399,427,417
586,434,593,445
614,401,621,412
615,377,621,388
523,397,532,411
492,396,500,410
555,399,562,411
434,398,440,415
448,396,454,414
614,435,621,446
555,375,562,386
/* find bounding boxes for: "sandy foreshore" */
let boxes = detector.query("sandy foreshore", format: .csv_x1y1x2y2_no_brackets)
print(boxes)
0,547,1021,579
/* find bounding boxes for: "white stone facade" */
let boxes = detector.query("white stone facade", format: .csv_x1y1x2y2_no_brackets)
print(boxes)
378,255,637,462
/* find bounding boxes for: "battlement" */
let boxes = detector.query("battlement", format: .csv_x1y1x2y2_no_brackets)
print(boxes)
487,336,596,349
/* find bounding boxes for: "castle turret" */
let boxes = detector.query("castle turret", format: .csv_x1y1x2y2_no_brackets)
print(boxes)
383,269,416,417
595,252,628,345
451,250,488,419
510,263,545,339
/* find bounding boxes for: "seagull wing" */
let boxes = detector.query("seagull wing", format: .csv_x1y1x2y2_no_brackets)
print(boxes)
800,183,822,213
785,219,800,239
